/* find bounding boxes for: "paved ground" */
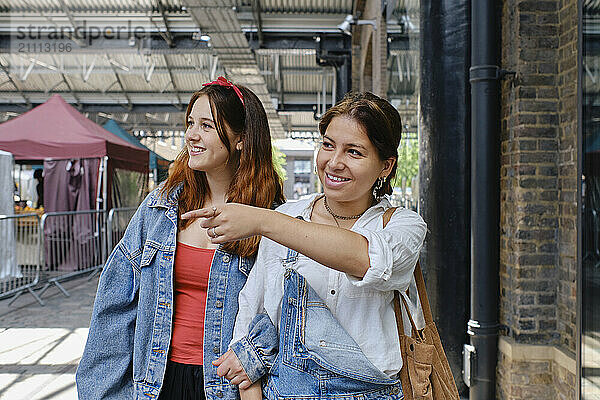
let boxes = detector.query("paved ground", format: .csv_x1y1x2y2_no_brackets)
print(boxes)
0,275,99,400
0,275,472,400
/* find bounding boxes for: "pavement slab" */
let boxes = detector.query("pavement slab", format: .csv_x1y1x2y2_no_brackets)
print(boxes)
0,276,99,400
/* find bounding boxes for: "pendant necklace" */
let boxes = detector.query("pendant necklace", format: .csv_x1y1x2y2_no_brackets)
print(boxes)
323,196,366,228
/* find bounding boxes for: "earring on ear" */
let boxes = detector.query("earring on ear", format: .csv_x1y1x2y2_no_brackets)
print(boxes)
313,162,318,175
373,177,385,200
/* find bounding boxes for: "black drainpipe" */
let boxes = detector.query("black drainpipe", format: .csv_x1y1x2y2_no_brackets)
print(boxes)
467,0,504,398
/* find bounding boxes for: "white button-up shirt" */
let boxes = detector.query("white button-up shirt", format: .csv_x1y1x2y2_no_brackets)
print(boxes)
233,194,427,377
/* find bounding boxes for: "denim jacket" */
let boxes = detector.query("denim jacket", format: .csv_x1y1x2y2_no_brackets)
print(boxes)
76,185,260,400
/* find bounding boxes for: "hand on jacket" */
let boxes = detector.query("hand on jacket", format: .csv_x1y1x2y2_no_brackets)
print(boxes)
213,349,253,389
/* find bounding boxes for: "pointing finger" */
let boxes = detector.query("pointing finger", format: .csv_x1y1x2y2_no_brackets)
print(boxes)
181,208,217,219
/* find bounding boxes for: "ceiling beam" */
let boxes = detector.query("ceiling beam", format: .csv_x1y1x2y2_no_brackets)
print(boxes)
162,54,183,110
1,12,407,36
184,0,285,138
250,0,263,48
0,64,328,76
0,101,185,113
0,58,31,107
105,54,133,111
246,32,408,51
51,54,81,108
155,0,175,47
0,31,406,55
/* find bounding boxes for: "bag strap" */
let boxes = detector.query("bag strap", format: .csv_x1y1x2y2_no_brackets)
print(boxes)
384,207,436,334
382,207,396,228
394,290,420,336
413,262,434,325
384,208,415,336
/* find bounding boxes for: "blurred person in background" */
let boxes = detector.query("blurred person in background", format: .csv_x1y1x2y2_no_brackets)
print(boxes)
76,77,284,400
33,169,43,209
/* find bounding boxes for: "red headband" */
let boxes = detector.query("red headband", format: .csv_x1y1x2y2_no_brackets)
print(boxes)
202,76,244,106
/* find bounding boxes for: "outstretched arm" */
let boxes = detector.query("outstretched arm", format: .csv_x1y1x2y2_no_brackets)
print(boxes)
182,204,371,278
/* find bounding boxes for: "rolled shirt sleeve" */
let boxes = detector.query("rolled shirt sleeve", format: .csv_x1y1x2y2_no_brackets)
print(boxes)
230,313,279,383
349,207,427,293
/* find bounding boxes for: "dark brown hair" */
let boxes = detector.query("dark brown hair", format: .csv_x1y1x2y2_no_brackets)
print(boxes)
161,82,284,257
318,91,402,198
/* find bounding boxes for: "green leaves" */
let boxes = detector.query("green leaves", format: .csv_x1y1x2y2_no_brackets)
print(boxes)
272,146,287,182
392,139,419,189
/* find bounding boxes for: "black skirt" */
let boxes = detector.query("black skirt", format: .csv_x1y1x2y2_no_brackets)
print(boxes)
158,360,205,400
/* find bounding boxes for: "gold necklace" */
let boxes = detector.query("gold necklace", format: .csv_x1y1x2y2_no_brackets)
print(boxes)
323,196,367,220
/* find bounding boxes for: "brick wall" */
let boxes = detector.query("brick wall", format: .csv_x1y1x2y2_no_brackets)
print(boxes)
556,0,578,354
555,362,577,400
498,0,577,398
500,0,561,348
497,337,577,399
498,353,575,400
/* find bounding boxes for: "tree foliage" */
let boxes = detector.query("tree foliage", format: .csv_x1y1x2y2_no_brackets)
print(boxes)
392,139,419,188
272,146,287,182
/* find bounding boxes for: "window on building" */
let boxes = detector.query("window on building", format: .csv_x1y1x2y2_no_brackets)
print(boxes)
582,3,600,397
294,159,312,174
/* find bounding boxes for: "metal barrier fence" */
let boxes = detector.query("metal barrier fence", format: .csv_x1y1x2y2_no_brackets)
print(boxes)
37,210,107,300
0,213,43,305
0,207,137,306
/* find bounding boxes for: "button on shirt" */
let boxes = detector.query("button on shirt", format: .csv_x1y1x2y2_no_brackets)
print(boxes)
232,194,427,377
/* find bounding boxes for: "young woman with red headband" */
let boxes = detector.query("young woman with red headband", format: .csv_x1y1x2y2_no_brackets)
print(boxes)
76,77,284,400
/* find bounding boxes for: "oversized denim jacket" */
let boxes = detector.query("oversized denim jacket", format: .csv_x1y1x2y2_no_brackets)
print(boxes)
76,185,262,400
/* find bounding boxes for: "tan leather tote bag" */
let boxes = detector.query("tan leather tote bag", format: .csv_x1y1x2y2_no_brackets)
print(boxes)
383,208,460,400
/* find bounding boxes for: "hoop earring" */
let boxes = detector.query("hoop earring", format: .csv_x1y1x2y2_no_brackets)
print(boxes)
313,162,318,175
373,177,385,200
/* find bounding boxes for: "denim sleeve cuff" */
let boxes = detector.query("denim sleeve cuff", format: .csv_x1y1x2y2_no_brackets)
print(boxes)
230,337,269,384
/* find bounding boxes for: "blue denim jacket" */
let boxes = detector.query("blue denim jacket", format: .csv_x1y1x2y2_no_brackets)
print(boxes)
76,185,258,400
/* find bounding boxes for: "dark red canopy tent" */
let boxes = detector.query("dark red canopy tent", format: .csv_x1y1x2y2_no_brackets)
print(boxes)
0,94,147,171
0,95,150,272
0,94,149,211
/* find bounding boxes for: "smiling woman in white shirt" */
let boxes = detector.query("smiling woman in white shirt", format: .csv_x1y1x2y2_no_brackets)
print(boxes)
181,91,427,400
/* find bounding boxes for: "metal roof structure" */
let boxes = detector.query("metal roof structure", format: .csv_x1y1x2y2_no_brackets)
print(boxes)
0,0,419,146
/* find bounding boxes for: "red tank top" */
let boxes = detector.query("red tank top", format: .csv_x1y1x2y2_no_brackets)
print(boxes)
169,242,216,365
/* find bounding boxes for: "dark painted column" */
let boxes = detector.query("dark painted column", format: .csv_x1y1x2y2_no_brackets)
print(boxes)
419,0,470,395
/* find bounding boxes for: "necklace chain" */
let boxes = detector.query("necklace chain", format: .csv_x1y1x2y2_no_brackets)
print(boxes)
323,196,366,220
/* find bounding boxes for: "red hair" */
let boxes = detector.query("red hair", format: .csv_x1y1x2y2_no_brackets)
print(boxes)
161,83,284,257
